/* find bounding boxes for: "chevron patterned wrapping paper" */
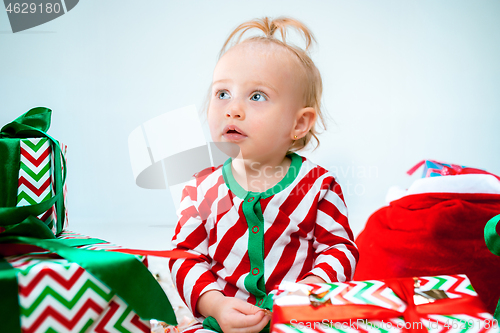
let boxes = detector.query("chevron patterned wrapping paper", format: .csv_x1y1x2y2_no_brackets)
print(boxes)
15,137,68,235
3,231,151,333
271,275,499,333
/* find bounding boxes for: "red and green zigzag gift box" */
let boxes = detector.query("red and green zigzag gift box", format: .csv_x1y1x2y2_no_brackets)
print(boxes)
0,107,68,237
0,229,178,332
15,136,68,233
1,231,161,333
271,275,499,333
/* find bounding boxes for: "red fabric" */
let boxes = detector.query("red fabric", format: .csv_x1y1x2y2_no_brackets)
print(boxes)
354,192,500,313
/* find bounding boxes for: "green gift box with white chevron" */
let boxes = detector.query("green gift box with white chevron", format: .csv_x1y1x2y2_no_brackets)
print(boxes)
0,107,68,237
4,137,68,234
271,275,499,333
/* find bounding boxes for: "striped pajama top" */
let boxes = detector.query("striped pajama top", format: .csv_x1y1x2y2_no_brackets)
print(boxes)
168,153,359,321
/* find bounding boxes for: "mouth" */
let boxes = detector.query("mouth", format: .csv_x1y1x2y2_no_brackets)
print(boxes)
223,125,247,141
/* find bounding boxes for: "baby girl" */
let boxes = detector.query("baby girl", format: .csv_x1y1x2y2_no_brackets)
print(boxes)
169,17,358,333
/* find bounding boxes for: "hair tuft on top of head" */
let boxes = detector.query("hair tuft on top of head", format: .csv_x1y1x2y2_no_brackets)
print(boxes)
219,16,316,58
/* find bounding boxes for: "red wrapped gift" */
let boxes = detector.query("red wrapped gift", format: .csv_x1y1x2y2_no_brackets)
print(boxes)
271,275,498,333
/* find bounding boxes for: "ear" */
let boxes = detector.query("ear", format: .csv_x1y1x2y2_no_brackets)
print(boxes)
291,107,316,140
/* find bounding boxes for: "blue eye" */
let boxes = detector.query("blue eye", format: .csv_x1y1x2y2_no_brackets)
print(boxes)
250,92,266,102
217,91,231,100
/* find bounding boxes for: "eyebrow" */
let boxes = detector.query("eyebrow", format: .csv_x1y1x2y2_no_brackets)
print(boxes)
212,79,278,94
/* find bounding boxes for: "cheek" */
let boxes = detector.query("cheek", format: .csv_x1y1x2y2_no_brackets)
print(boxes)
249,117,267,132
208,118,218,133
208,100,225,118
207,112,220,136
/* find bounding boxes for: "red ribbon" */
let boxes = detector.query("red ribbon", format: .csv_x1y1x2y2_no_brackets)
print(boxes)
0,243,201,259
272,277,487,333
107,248,200,259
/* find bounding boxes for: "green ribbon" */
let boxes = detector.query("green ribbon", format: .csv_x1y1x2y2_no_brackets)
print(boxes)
0,256,21,331
484,214,500,256
0,107,66,235
484,214,500,321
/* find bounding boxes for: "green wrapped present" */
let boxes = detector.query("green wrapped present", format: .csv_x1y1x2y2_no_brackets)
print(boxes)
0,107,67,237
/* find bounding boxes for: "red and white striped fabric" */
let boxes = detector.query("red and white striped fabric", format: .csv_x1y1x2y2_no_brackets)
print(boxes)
168,155,359,325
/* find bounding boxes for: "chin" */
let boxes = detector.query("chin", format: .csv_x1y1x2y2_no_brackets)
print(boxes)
213,141,241,158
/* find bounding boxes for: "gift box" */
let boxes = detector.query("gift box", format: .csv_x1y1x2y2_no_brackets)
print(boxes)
407,160,500,180
271,275,499,333
0,107,68,237
0,231,177,333
15,137,67,234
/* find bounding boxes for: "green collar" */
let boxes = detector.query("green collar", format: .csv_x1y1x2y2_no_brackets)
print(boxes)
222,153,302,200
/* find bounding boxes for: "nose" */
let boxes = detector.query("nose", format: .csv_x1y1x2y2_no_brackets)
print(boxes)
225,101,245,119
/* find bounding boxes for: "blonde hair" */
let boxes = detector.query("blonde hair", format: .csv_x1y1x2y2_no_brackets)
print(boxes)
209,16,325,152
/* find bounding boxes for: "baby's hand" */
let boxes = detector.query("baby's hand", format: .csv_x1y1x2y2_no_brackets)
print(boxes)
216,297,270,333
198,291,270,333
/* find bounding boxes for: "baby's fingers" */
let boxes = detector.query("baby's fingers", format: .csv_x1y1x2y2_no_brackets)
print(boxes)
232,299,265,316
222,311,269,333
242,312,271,333
227,311,270,333
234,310,266,328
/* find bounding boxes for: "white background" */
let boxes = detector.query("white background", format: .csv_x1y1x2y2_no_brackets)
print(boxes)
1,1,499,250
